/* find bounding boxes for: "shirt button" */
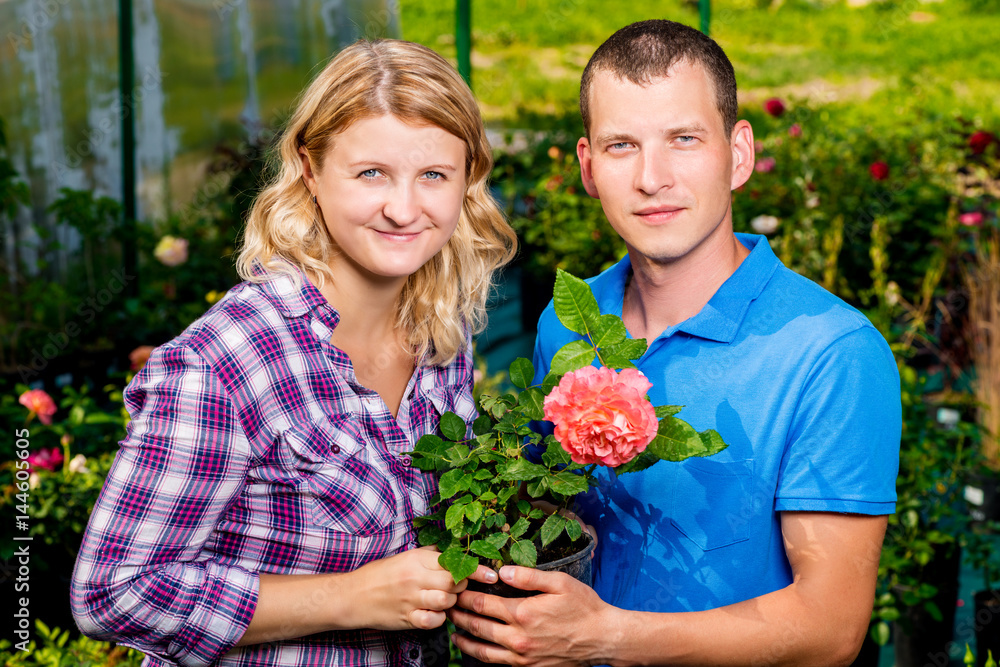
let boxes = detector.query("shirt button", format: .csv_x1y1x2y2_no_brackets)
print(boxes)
408,648,420,660
330,444,341,454
401,455,412,466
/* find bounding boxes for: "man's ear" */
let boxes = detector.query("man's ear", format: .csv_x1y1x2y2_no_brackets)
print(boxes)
730,120,755,191
299,147,317,195
577,137,600,199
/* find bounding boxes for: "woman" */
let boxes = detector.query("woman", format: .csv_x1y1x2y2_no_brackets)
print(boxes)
71,39,516,666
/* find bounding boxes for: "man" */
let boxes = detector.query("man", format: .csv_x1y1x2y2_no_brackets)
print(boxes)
449,19,900,667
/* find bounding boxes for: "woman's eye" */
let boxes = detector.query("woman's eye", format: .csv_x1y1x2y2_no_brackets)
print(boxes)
360,169,380,179
423,171,443,180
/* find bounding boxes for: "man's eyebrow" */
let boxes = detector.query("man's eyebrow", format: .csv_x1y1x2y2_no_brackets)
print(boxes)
666,124,710,136
593,133,638,146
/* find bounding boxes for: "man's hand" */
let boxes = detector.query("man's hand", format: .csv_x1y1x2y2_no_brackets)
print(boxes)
449,565,618,667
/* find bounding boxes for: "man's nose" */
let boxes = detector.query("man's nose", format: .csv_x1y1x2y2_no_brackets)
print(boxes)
635,147,674,196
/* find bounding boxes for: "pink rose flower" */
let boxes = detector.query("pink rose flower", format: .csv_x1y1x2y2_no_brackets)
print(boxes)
788,123,802,137
543,366,659,467
129,345,156,371
755,157,776,173
27,447,64,472
19,389,57,425
869,161,890,181
959,212,984,226
764,98,786,117
154,236,189,267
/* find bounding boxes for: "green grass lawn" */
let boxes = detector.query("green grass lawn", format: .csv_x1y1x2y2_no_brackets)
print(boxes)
399,0,1000,125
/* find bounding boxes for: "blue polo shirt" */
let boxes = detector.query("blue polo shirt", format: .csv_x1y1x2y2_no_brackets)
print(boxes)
531,233,900,613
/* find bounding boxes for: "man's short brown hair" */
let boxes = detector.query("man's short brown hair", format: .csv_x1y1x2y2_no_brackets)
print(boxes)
580,20,738,138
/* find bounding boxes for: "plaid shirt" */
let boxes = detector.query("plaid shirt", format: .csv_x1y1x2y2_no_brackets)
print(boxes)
71,269,476,667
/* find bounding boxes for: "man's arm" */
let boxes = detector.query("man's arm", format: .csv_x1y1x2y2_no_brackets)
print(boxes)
449,511,886,667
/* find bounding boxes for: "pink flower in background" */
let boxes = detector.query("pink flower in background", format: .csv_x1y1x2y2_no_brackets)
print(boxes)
969,130,995,155
869,161,890,181
154,236,189,267
27,447,64,472
788,124,802,137
19,389,57,425
755,157,776,173
754,140,764,154
959,212,984,226
764,98,786,117
543,366,658,467
129,345,156,371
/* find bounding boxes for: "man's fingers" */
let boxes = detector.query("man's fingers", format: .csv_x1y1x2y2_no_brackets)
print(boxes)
467,564,499,585
448,606,507,646
498,566,566,594
455,589,515,624
450,627,514,666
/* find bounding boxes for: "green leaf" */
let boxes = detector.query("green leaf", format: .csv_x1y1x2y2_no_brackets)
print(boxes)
445,445,474,467
465,501,484,523
486,532,509,550
517,387,546,421
439,547,480,583
654,405,683,419
445,501,469,531
614,450,661,476
440,412,468,441
553,269,601,335
871,621,890,646
509,540,538,567
591,314,627,348
542,372,561,393
697,429,729,457
540,513,569,547
550,339,596,375
924,600,943,622
565,518,583,541
500,458,549,481
472,414,493,436
601,339,647,368
470,539,503,560
526,477,550,498
541,441,572,467
418,525,442,547
415,434,446,454
438,468,468,500
647,417,707,462
509,517,530,539
474,469,493,480
509,357,534,389
549,471,590,496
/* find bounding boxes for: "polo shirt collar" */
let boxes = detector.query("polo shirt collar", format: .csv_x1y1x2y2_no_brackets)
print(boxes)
597,233,779,344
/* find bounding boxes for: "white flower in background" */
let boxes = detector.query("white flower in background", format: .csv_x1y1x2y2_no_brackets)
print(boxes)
750,215,781,235
68,454,90,474
155,236,189,267
29,472,40,490
885,281,901,307
806,195,820,209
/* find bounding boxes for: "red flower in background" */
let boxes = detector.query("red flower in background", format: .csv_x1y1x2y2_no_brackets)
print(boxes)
129,345,156,371
19,389,57,425
27,447,64,472
959,212,984,226
869,161,890,181
764,98,786,117
788,124,802,137
969,130,996,155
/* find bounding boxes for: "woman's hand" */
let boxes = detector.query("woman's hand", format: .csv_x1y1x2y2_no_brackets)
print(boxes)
350,546,498,631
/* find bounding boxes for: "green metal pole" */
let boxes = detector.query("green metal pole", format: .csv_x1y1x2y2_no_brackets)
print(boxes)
699,0,711,35
456,0,471,87
119,0,137,296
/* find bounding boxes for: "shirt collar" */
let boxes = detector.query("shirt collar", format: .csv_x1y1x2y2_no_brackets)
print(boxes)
597,233,779,344
254,262,340,327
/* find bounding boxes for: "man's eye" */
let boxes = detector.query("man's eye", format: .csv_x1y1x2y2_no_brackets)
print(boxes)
610,142,632,151
677,136,696,144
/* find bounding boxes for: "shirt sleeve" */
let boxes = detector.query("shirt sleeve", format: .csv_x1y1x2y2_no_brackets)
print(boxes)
775,325,901,515
71,343,259,667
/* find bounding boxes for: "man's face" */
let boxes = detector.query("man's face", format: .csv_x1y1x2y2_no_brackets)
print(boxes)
577,62,753,266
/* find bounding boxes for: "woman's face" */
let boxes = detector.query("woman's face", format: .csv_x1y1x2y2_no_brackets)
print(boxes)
300,114,467,284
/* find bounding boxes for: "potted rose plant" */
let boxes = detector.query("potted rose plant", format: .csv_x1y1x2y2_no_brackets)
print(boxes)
409,270,730,582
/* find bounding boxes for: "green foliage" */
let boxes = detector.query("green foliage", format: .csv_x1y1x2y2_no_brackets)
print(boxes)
409,270,727,581
0,620,143,666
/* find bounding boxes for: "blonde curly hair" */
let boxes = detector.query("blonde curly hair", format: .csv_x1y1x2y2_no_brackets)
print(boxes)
237,39,517,367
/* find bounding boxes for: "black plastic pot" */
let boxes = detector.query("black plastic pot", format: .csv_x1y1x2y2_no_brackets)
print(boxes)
973,589,1000,667
460,533,596,667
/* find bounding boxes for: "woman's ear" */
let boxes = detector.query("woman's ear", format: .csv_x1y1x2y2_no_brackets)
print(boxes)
299,147,316,194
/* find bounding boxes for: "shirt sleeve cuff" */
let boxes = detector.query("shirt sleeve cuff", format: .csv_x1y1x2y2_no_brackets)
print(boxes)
168,564,259,666
775,497,896,515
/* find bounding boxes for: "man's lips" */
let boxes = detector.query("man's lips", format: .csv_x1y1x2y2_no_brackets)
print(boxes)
634,206,684,222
